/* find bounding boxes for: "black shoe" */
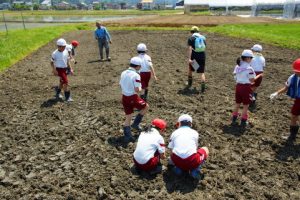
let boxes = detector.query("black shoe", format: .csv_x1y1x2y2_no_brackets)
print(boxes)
131,124,142,132
124,135,135,143
240,119,248,127
231,116,238,126
201,83,206,93
149,165,162,175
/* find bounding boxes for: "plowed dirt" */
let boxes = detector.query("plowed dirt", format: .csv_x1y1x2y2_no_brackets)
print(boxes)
0,30,299,199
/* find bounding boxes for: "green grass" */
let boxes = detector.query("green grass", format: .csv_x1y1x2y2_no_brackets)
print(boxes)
0,23,189,72
0,23,90,72
3,9,182,16
202,23,300,50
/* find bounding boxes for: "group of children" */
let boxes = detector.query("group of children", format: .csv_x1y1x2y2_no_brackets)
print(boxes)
49,25,299,178
133,114,209,179
51,38,79,102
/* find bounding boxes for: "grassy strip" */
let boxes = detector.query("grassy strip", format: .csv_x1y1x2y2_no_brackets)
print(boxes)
202,23,300,50
0,23,90,72
3,10,182,16
0,24,189,72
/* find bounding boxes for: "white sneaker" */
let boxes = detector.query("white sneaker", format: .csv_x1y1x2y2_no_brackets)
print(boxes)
55,94,63,99
66,97,74,102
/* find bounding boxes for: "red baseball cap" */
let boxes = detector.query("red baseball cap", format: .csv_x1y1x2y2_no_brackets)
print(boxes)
71,40,79,47
152,119,167,130
293,58,300,72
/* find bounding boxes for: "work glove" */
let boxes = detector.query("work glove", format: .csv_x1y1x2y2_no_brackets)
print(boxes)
270,92,278,100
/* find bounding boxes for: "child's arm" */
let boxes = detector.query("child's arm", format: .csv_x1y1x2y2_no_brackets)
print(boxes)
187,46,193,64
150,66,158,81
270,86,288,99
50,61,58,76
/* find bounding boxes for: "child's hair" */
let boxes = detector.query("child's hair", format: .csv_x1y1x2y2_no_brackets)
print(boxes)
130,63,139,68
137,51,146,54
236,57,241,66
236,56,250,66
180,121,191,127
144,125,162,133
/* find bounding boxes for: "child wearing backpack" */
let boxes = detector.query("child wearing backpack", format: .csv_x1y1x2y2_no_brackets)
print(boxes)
187,26,207,93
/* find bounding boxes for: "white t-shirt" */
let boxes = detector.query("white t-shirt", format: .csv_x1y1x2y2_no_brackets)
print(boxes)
138,54,153,73
233,61,256,84
251,54,265,72
168,126,199,159
119,68,141,96
51,49,69,68
66,44,72,53
286,74,300,87
134,128,165,164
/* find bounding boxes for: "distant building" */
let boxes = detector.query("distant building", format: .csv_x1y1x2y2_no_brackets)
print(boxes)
40,0,51,10
184,0,209,14
0,2,11,10
141,0,154,10
56,1,71,9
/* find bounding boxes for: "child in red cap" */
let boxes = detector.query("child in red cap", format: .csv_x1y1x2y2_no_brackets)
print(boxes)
133,119,167,174
270,58,300,141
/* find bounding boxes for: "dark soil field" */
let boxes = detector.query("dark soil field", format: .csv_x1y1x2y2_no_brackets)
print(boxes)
0,30,300,199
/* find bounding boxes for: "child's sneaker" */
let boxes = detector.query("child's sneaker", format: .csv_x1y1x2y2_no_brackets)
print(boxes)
131,124,142,132
66,97,74,102
173,166,183,176
107,57,111,61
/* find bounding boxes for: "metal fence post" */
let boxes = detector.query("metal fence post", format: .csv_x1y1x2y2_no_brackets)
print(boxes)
2,11,8,35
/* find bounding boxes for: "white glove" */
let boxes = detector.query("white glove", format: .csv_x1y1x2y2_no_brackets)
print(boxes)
270,92,278,100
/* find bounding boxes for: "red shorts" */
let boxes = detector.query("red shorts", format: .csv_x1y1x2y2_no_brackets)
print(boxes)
56,68,68,85
171,148,207,171
140,72,151,89
291,98,300,116
133,152,160,171
252,71,263,87
122,94,147,115
235,84,252,105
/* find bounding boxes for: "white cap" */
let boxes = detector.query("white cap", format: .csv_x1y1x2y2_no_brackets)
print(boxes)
57,38,67,46
130,56,142,66
251,44,263,52
137,43,147,52
241,49,253,58
178,114,192,123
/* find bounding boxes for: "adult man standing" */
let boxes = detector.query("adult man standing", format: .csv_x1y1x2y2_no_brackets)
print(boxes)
187,26,207,93
95,21,112,61
120,57,149,142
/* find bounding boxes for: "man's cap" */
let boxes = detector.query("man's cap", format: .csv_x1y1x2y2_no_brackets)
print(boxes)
137,43,147,52
241,49,253,58
191,26,199,32
251,44,262,52
152,118,167,130
57,38,67,46
178,114,192,123
130,56,142,66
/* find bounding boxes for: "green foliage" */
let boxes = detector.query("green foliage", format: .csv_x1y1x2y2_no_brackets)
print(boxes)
0,23,90,72
3,9,182,16
202,23,300,50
